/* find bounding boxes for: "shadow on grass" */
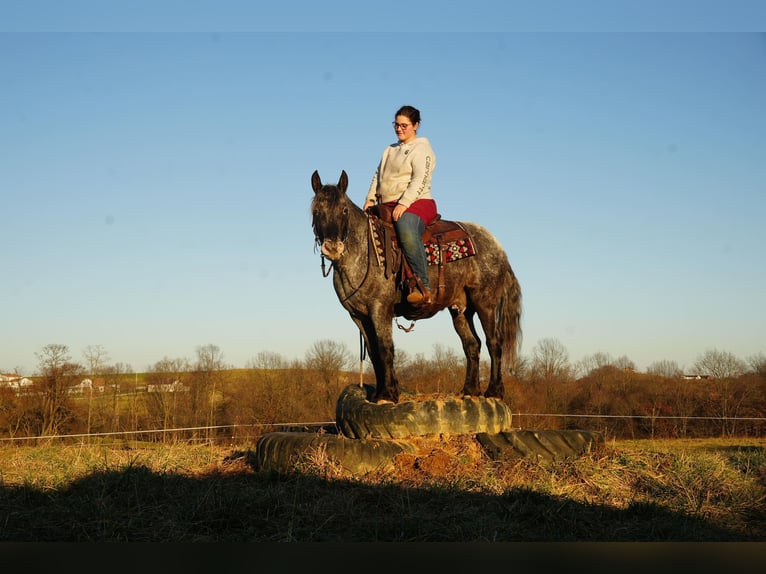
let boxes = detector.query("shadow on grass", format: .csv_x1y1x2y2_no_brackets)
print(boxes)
1,453,762,543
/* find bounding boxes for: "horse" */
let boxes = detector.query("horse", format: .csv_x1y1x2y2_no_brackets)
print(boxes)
310,170,522,404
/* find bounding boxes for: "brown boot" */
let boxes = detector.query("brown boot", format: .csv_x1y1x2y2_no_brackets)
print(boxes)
407,287,432,305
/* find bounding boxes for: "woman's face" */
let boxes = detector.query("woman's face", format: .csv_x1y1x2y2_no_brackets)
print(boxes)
393,115,417,144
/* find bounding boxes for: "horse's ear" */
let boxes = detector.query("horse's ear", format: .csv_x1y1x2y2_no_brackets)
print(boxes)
338,170,348,194
311,170,322,194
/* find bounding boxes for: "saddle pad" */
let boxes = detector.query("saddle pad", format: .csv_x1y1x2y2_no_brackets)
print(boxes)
369,217,477,267
425,234,476,265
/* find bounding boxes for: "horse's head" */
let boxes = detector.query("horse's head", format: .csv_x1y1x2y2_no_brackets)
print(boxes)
311,170,351,260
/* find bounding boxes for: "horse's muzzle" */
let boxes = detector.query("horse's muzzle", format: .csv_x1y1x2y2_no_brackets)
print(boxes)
321,239,345,260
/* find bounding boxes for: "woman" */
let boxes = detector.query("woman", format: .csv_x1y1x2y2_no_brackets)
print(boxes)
364,105,438,304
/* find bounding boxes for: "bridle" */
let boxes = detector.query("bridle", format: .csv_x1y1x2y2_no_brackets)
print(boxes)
314,204,373,302
314,203,417,332
313,199,350,276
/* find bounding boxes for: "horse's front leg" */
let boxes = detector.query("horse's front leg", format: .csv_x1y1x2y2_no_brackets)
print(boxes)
356,311,399,404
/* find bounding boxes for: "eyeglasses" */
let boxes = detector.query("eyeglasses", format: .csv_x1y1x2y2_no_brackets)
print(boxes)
392,122,411,130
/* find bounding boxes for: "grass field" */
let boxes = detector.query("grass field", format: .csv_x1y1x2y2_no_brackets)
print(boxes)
0,435,764,543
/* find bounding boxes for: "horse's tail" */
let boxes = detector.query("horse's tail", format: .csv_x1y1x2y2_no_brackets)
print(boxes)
498,266,522,375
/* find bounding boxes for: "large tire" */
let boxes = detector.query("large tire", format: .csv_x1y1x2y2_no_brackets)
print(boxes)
476,429,604,462
336,383,514,439
253,431,417,474
254,386,602,476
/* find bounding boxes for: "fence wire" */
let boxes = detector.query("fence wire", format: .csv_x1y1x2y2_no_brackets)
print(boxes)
0,412,764,443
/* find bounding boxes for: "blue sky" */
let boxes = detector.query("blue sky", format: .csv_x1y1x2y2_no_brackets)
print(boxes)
2,3,765,375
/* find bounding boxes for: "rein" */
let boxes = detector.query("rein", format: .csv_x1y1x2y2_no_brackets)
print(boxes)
358,332,367,388
315,202,351,278
320,255,332,277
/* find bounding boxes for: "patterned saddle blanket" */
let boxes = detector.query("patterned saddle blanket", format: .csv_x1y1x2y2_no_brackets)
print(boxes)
366,207,477,279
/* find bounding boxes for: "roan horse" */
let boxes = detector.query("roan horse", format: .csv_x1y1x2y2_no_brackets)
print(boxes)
311,170,522,404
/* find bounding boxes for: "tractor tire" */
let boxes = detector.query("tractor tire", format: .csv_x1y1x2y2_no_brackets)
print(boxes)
336,383,514,439
253,431,417,475
476,429,604,462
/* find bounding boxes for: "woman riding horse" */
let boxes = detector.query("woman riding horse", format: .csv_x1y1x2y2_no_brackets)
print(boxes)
311,170,522,405
364,105,436,305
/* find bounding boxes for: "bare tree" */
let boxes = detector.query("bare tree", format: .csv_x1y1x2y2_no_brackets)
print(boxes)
530,338,572,382
82,345,111,438
82,345,110,376
746,352,766,379
510,354,530,380
393,348,411,375
34,344,82,436
528,338,573,417
239,351,290,430
632,376,670,439
305,339,352,374
146,356,191,440
693,349,748,379
397,351,438,394
669,378,698,438
575,351,613,378
0,385,28,438
647,359,684,379
101,362,133,432
431,343,462,394
246,351,288,371
194,344,227,441
305,339,352,405
613,355,636,371
694,349,750,437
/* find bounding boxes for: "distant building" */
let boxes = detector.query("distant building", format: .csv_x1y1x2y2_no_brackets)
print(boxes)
0,373,34,391
147,380,187,393
682,374,714,380
67,379,95,394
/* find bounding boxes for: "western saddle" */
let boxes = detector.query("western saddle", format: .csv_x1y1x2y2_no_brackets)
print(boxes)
365,204,475,307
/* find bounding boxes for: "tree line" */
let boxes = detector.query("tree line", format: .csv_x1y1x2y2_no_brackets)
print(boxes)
1,339,764,443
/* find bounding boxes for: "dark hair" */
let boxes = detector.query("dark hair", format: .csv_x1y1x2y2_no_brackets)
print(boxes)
395,105,421,125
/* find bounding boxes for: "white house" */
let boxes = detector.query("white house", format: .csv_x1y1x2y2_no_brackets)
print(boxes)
0,373,34,391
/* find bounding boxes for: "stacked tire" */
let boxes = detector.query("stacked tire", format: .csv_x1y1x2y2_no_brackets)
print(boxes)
253,383,603,475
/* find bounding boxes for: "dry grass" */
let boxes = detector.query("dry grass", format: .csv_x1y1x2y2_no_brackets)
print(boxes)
0,436,764,542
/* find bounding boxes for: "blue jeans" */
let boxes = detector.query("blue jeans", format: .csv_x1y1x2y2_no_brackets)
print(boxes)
395,212,430,290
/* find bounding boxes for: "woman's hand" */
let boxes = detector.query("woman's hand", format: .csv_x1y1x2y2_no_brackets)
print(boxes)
392,204,407,221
